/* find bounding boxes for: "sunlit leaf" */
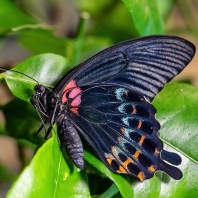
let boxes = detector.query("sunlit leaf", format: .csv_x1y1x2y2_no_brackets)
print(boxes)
7,134,91,198
122,0,164,35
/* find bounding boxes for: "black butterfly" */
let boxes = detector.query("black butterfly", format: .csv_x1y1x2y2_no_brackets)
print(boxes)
30,35,195,181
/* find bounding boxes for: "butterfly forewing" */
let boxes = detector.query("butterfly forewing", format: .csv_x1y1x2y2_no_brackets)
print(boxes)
54,35,195,102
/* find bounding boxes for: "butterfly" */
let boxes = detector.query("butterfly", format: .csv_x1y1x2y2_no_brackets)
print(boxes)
30,35,195,181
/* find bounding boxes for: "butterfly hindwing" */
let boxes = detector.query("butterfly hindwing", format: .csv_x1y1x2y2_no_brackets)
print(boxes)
65,84,182,181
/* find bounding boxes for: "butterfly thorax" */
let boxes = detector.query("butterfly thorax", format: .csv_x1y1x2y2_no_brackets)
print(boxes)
31,85,63,122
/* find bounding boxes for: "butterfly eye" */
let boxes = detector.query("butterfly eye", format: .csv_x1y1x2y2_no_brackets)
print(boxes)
34,85,45,94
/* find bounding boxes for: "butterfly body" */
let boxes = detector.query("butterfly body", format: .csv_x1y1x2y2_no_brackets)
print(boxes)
31,35,195,181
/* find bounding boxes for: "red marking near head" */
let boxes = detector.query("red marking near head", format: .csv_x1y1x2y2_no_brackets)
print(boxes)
69,87,82,98
70,107,79,114
71,95,81,106
63,80,76,92
62,80,77,103
62,80,82,106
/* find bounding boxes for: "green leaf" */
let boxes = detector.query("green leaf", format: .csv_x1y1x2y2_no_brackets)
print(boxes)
19,29,68,56
71,12,90,65
6,134,91,198
76,0,139,42
0,0,35,34
80,36,112,63
85,150,134,198
158,0,174,18
92,183,119,198
2,99,42,144
122,0,164,35
1,53,72,102
153,83,198,163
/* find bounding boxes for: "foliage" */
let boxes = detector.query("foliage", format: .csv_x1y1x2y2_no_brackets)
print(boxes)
0,0,197,197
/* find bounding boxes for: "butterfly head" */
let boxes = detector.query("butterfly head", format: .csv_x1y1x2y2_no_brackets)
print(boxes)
30,85,46,107
34,84,46,94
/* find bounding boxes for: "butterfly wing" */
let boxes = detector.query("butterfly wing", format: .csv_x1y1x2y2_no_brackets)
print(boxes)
54,35,195,101
53,35,195,180
66,84,182,181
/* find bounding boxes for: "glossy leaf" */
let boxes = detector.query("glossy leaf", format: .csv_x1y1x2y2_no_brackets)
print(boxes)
1,53,71,102
122,0,164,35
7,134,91,198
153,83,198,163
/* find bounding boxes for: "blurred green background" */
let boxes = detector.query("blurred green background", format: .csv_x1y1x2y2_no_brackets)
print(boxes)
0,0,198,198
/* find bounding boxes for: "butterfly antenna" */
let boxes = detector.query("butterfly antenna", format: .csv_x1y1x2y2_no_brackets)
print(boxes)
0,67,39,85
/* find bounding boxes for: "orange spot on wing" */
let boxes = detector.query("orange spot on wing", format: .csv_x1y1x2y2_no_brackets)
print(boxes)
137,120,142,129
133,150,140,159
120,128,125,134
148,165,156,172
107,156,114,165
132,106,137,114
123,158,134,169
111,146,116,150
117,166,127,173
154,149,160,155
139,135,145,146
137,171,145,182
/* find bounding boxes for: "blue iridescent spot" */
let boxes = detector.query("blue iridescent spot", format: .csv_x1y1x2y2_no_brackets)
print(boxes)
118,103,128,114
124,128,135,134
121,117,130,126
115,88,126,101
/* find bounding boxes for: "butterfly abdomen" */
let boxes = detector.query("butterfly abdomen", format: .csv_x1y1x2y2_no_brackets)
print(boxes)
57,116,84,169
